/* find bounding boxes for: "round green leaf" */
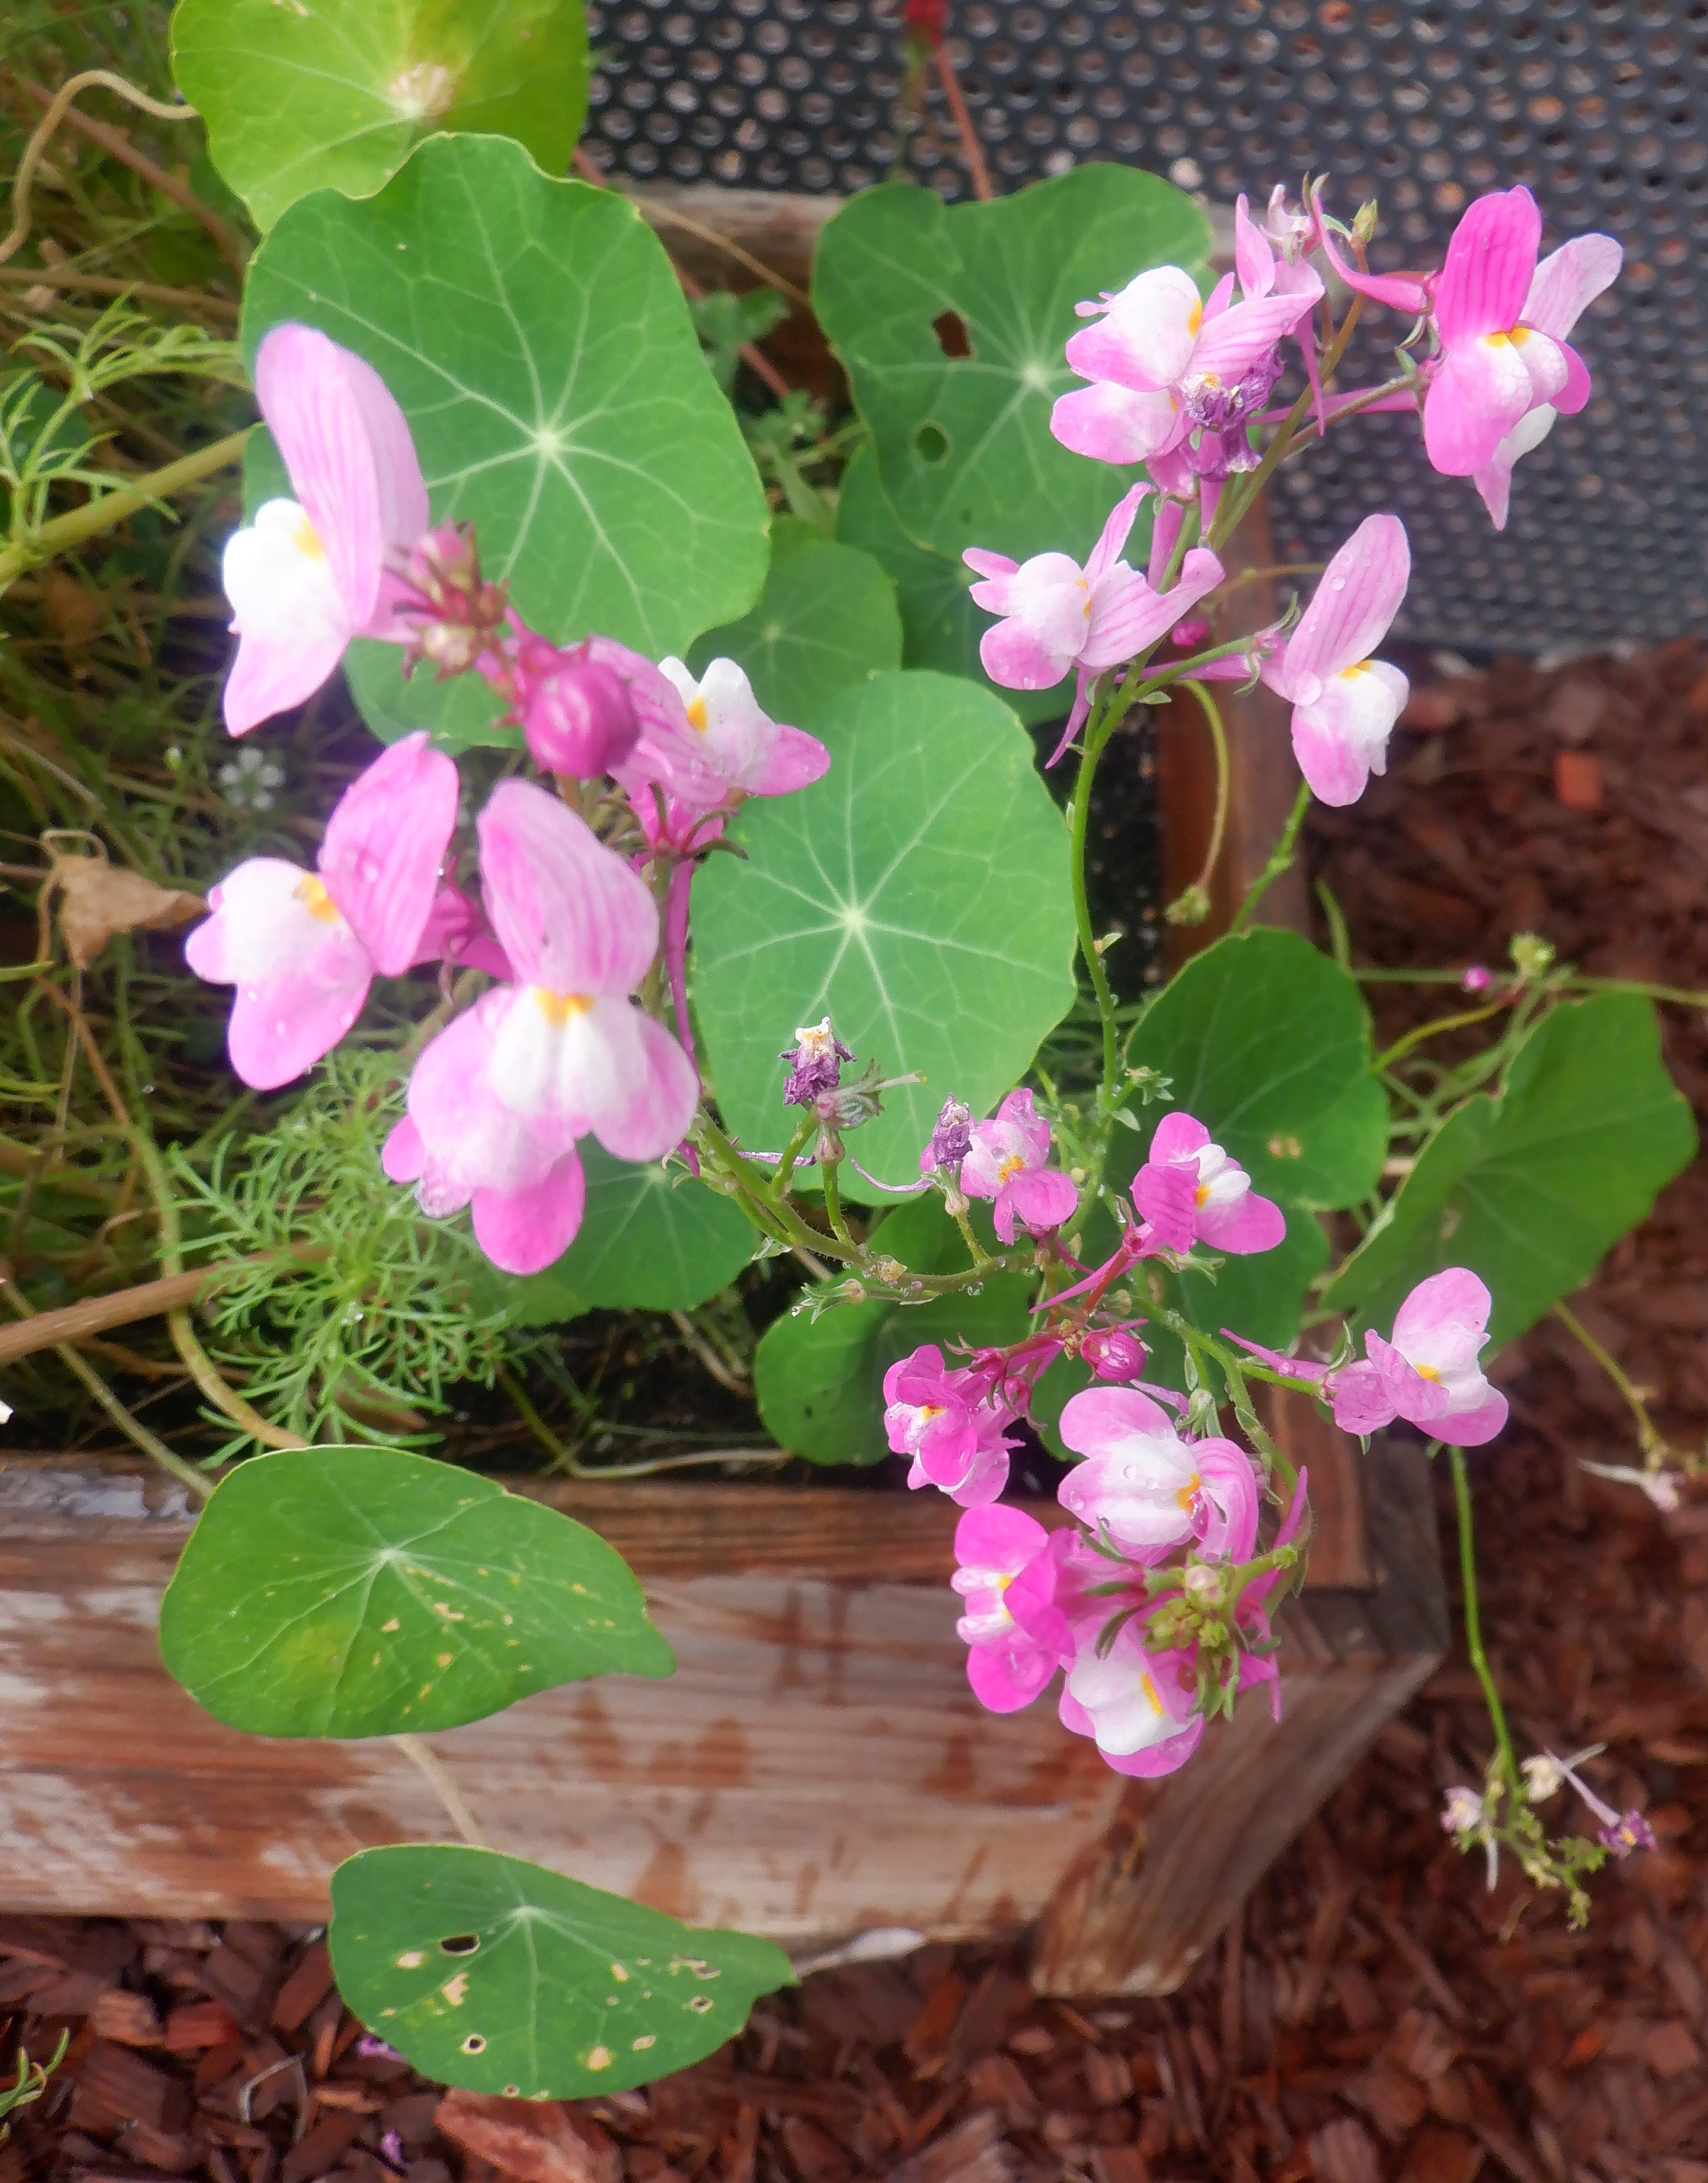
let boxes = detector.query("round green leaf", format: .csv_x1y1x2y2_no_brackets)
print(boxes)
688,517,902,732
159,1446,673,1738
813,167,1207,571
691,669,1079,1198
330,1843,794,2096
241,133,770,745
1324,992,1696,1350
1125,929,1389,1212
172,0,590,234
753,1195,1033,1465
488,1144,757,1323
835,443,1062,728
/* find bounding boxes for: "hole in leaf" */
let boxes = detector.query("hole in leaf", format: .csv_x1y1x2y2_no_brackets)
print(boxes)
461,2033,487,2055
914,422,950,465
439,1933,480,1956
932,309,974,359
687,1994,715,2013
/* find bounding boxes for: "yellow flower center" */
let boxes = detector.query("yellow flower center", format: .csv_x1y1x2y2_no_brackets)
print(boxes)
996,1152,1027,1183
1175,1472,1201,1513
291,512,326,561
1415,1363,1442,1382
533,988,594,1026
1193,1180,1211,1208
1186,301,1204,337
686,692,709,732
293,874,341,924
1139,1669,1162,1712
1338,659,1373,681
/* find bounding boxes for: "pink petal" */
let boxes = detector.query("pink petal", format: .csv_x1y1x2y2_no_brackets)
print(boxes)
1315,218,1431,314
995,1087,1052,1158
1423,336,1537,476
1290,662,1407,808
408,988,573,1196
220,504,352,737
1274,514,1410,695
1552,348,1591,417
1049,383,1180,465
1083,483,1152,585
1148,1111,1211,1164
1001,1165,1079,1236
1057,1383,1179,1462
1065,265,1204,392
1188,290,1319,384
253,326,397,629
1147,496,1184,587
1330,1358,1400,1436
1196,1440,1260,1563
748,723,830,797
1234,193,1275,301
1440,1390,1509,1448
477,778,659,996
1079,545,1224,674
1391,1267,1492,1363
381,1114,426,1184
981,619,1073,690
470,1149,587,1275
1523,232,1622,343
586,1009,700,1162
966,1644,1057,1714
318,732,458,975
1132,1160,1197,1255
1434,188,1542,346
1199,1189,1286,1255
962,547,1019,585
1097,1717,1204,1778
954,1502,1049,1575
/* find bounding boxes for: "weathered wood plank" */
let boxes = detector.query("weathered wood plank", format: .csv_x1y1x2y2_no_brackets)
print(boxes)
1029,1438,1446,1995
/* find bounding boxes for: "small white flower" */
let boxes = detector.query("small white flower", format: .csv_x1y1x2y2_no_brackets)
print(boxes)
219,747,286,812
1579,1460,1682,1513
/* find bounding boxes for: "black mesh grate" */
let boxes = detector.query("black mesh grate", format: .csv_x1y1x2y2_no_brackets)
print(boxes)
582,1,1708,650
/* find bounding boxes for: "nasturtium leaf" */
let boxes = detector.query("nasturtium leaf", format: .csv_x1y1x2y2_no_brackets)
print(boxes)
172,0,590,234
488,1145,756,1324
241,132,769,748
330,1843,793,2097
834,444,1063,727
1124,930,1388,1213
753,1194,1033,1465
813,167,1206,573
159,1446,672,1738
691,669,1079,1197
1323,992,1696,1350
688,517,902,732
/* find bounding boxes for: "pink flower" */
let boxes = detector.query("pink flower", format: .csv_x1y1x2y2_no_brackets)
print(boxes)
950,1505,1075,1712
412,882,513,981
958,1090,1080,1245
1132,1112,1285,1258
1059,1621,1204,1778
1057,1386,1259,1563
186,732,456,1090
611,652,829,826
382,780,699,1276
1050,263,1319,469
221,325,429,736
883,1342,1019,1506
1260,514,1410,807
1330,1269,1508,1446
1471,232,1621,528
964,484,1225,690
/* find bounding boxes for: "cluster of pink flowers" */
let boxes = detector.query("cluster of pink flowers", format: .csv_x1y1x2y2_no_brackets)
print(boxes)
187,325,830,1275
964,181,1618,809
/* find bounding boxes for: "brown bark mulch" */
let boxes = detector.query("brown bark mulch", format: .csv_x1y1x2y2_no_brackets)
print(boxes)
5,640,1708,2183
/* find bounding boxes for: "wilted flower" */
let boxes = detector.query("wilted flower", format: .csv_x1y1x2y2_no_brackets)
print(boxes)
780,1017,854,1107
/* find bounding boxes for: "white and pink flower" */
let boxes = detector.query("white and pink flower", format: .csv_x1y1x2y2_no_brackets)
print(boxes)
1059,1622,1205,1778
1330,1269,1508,1446
1131,1112,1286,1258
957,1090,1079,1245
1057,1385,1260,1563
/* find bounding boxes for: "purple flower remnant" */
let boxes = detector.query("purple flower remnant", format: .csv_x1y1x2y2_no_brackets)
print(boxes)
1180,350,1286,481
780,1017,853,1107
1600,1810,1659,1859
921,1096,974,1176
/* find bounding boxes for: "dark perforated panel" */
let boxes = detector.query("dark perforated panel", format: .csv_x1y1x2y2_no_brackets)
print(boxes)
582,1,1708,649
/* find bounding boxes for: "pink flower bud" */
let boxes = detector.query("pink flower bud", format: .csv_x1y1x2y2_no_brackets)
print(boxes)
1461,964,1492,994
511,635,640,777
1170,618,1212,649
1081,1326,1147,1381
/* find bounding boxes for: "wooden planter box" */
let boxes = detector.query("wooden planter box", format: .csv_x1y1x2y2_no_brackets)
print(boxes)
0,1428,1442,1997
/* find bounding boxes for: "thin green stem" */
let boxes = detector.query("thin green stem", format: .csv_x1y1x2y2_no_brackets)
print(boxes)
1553,1299,1667,1460
0,428,250,585
1449,1441,1518,1788
1165,681,1229,925
1231,780,1311,934
1068,718,1121,1101
820,1157,854,1249
1374,999,1507,1074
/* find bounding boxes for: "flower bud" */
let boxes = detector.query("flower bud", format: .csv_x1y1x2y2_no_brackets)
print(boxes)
511,635,640,777
1082,1327,1147,1382
1520,1754,1564,1803
1440,1784,1485,1838
1181,1561,1223,1606
1461,964,1492,994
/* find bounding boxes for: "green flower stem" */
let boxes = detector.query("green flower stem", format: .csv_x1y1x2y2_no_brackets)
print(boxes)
1164,680,1229,924
1448,1439,1519,1790
949,1200,994,1270
1554,1298,1667,1460
1231,780,1311,934
819,1156,854,1250
1153,1304,1298,1493
692,1112,861,1264
1209,294,1367,555
772,1114,815,1199
0,427,250,586
1374,998,1508,1073
1068,697,1122,1104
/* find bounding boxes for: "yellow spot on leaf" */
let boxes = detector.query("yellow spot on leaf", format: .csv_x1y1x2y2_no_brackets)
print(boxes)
632,2035,656,2051
587,2045,613,2071
381,1617,401,1633
396,1951,425,1970
441,1973,469,2006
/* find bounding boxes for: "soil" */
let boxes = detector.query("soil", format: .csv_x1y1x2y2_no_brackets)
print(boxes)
5,638,1708,2183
